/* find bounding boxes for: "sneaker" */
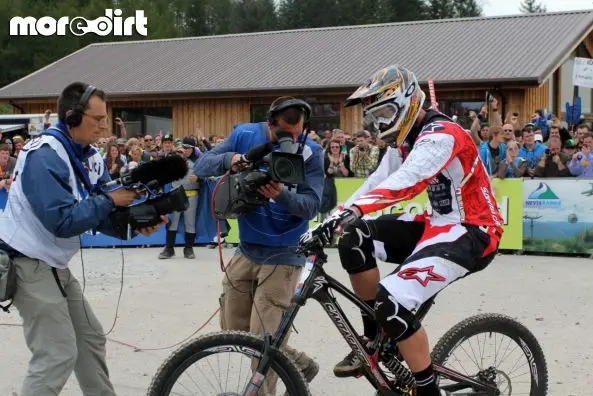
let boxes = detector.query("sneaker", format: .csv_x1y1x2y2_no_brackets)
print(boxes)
158,247,175,259
300,358,319,383
333,349,363,377
183,247,195,259
283,358,319,396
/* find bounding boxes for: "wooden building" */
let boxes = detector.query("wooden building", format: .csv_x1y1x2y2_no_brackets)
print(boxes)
1,11,592,137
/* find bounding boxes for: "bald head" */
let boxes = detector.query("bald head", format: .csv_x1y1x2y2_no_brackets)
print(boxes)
502,124,514,142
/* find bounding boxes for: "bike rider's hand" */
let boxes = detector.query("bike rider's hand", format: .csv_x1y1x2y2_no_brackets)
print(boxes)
299,207,361,248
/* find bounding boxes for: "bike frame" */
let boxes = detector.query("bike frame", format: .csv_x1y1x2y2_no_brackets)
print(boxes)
249,250,499,395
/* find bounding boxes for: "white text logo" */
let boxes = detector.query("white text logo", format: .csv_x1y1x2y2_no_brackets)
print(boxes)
10,9,148,37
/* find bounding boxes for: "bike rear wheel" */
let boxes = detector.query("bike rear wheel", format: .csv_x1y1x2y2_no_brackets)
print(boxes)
431,313,548,395
148,331,311,396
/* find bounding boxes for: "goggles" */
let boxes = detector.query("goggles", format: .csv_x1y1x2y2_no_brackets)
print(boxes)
363,101,402,134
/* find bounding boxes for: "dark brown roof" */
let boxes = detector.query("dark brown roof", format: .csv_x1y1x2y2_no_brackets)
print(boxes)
1,10,592,99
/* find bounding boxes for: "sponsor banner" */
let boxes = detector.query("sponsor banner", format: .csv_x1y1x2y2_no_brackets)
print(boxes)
309,178,523,250
522,178,593,254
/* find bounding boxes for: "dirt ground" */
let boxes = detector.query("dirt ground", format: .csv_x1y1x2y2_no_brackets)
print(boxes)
0,247,590,395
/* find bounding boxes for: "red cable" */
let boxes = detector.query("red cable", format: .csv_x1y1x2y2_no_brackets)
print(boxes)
0,308,221,352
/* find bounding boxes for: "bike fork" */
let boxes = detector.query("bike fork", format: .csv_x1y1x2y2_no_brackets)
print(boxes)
242,334,274,396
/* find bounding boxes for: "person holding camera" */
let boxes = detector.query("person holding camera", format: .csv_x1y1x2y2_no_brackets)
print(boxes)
0,82,164,396
159,137,201,259
349,130,380,177
534,137,570,177
194,96,323,393
568,133,593,177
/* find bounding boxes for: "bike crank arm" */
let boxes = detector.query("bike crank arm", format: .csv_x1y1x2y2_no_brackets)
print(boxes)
435,364,500,396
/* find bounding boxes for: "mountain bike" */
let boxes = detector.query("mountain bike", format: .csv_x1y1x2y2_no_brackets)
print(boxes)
148,234,548,395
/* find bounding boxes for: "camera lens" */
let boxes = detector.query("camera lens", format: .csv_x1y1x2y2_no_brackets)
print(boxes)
274,157,296,180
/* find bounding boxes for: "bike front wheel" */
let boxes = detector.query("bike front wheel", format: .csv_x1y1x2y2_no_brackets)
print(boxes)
148,331,311,396
431,313,548,395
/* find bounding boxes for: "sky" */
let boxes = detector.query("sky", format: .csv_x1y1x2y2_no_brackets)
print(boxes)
482,0,593,16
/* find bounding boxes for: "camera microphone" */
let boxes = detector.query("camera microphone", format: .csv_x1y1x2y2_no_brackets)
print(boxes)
104,155,188,188
242,142,273,163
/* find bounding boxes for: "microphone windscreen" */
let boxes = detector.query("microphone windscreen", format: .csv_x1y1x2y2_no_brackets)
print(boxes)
244,142,273,162
129,155,188,186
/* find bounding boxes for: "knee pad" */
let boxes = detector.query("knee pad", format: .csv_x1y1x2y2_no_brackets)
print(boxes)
338,218,377,274
374,284,420,342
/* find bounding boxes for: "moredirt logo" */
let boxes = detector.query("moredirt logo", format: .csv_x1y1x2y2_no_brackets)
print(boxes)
10,9,147,37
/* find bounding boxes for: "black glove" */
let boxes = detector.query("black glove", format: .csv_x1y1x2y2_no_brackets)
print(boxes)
299,208,359,249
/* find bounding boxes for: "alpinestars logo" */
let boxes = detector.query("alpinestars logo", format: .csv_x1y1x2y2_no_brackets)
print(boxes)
397,266,446,287
10,9,147,37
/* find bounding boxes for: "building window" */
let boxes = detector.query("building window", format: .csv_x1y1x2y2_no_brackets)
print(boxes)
250,102,340,132
112,107,173,138
250,104,270,123
441,100,485,129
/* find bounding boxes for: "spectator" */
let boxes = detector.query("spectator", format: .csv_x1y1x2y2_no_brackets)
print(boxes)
563,138,578,157
159,137,201,260
12,135,24,158
0,143,16,176
155,134,162,147
333,129,354,154
496,141,527,179
349,131,379,178
325,138,351,178
502,123,515,143
479,125,507,175
568,133,593,177
535,137,570,177
470,97,503,146
574,123,590,149
104,142,125,179
3,138,14,157
0,143,16,192
519,125,546,177
159,134,175,157
515,130,523,146
115,138,128,165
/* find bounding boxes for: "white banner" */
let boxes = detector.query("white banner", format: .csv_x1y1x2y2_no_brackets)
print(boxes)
573,57,593,89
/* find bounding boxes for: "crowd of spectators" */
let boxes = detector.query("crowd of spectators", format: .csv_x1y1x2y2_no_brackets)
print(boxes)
468,97,593,180
1,103,592,201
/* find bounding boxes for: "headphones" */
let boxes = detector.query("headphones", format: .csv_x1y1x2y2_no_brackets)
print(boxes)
267,98,312,126
65,84,97,128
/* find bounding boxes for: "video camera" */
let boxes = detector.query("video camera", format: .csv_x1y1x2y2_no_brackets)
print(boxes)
100,155,190,239
212,132,306,220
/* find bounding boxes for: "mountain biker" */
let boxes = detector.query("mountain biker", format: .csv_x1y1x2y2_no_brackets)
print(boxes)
307,65,504,396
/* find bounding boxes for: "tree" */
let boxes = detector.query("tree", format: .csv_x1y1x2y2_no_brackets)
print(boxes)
519,0,547,13
426,0,455,19
233,0,278,33
426,0,482,19
377,0,427,23
452,0,482,17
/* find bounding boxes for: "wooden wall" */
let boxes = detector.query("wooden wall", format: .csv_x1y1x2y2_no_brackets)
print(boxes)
10,85,550,139
173,99,249,137
523,79,550,121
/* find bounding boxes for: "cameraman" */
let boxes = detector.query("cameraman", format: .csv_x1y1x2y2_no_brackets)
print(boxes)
194,96,323,392
0,82,163,396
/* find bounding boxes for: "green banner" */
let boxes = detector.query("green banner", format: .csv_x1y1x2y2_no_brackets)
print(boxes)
226,178,523,250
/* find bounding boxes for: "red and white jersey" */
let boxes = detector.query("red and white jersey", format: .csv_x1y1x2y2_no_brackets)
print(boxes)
353,120,504,233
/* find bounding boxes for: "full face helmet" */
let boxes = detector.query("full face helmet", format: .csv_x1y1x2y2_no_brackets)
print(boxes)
345,65,426,146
